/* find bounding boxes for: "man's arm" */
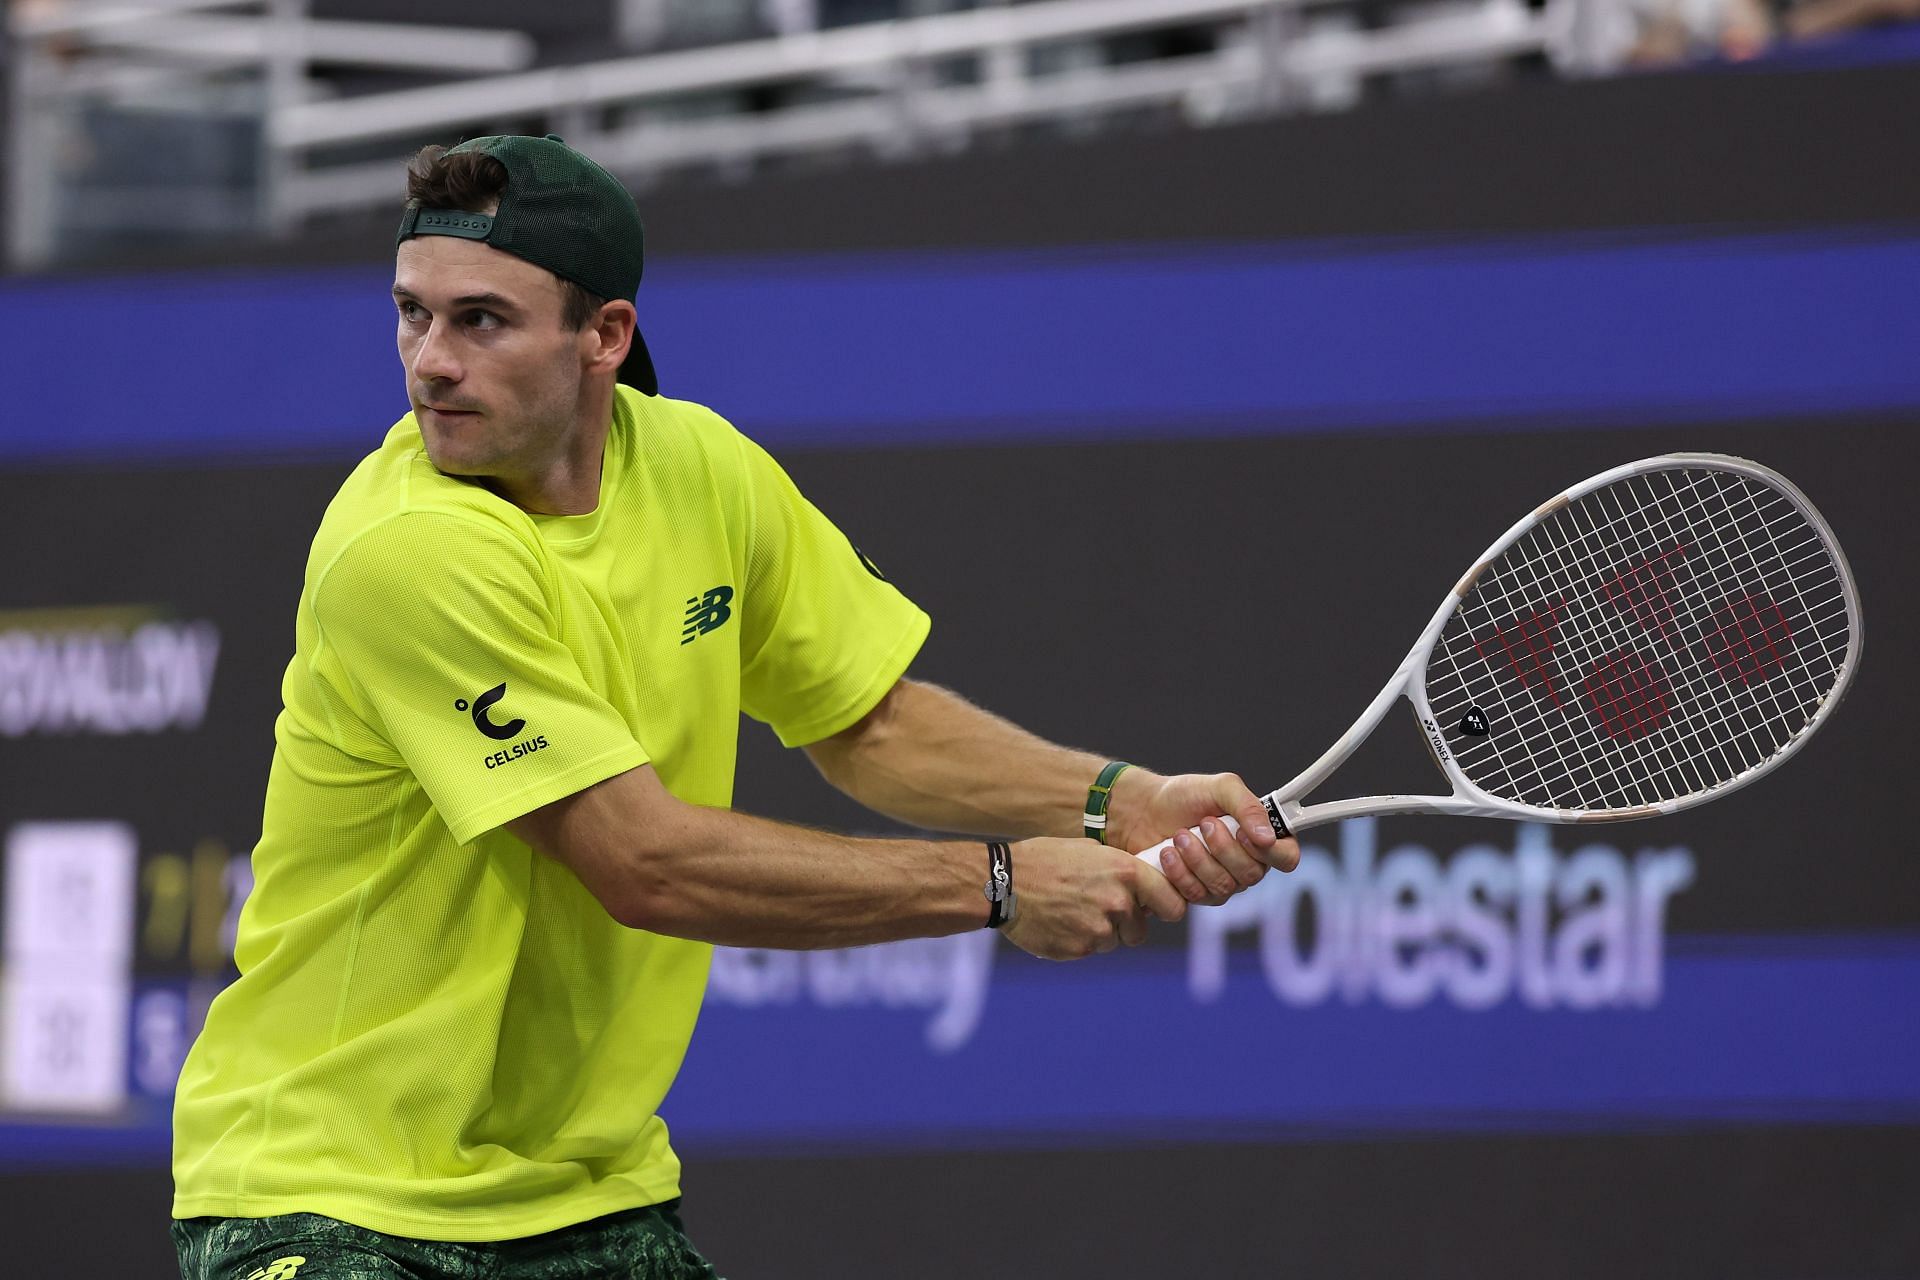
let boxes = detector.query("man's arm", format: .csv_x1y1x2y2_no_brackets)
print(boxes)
503,762,1188,959
802,678,1300,904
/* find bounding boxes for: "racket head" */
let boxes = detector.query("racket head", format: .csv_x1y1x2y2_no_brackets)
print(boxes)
1410,453,1862,821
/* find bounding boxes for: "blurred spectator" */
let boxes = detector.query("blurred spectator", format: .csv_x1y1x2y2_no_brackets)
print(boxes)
14,0,80,58
1783,0,1920,37
618,0,770,51
764,0,821,36
1591,0,1777,65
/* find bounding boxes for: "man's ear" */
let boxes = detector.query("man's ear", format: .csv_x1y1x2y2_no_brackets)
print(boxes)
585,299,637,375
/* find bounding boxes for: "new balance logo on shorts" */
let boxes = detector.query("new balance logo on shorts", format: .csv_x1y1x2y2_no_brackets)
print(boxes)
682,586,734,644
243,1258,306,1280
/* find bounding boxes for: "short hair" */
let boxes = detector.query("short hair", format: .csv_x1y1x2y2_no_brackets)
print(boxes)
403,144,606,331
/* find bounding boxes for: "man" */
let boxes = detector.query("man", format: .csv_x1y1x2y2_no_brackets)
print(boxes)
171,134,1297,1279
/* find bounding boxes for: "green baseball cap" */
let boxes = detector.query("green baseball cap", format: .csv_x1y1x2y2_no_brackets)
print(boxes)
396,133,658,395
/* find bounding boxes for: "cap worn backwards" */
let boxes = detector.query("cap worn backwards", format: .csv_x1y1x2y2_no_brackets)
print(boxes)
396,133,658,395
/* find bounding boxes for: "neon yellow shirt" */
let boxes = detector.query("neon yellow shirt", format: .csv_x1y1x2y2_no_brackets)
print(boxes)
172,386,929,1240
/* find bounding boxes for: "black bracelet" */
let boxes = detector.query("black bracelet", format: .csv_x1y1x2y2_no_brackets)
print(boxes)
983,841,1015,929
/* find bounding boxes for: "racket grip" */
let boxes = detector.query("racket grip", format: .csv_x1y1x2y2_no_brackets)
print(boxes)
1133,815,1244,868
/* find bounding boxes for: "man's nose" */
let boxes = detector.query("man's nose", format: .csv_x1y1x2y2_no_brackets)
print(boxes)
412,320,461,383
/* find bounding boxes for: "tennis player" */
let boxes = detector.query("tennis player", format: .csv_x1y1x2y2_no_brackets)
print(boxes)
170,134,1298,1280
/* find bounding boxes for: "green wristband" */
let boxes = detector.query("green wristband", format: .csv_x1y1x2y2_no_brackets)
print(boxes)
1083,761,1133,843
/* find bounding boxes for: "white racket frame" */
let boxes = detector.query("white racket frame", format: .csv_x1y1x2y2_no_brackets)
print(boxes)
1136,453,1863,866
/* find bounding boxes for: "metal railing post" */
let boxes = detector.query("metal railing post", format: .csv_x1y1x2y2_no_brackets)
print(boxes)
261,0,305,237
6,30,57,268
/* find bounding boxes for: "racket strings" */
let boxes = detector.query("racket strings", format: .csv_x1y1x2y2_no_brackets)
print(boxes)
1493,469,1849,805
1598,476,1833,793
1495,471,1845,806
1524,472,1827,793
1424,465,1853,811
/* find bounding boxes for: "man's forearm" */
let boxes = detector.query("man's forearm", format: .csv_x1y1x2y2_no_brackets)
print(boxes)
804,679,1133,838
639,810,991,949
510,766,990,949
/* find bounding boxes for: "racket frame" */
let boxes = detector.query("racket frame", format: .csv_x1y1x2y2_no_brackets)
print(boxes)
1137,452,1863,864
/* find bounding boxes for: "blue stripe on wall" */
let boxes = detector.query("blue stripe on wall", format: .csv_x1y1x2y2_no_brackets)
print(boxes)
667,932,1920,1151
3,932,1916,1170
3,230,1919,462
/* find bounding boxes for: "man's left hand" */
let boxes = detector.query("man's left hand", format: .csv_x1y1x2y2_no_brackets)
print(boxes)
1106,768,1301,907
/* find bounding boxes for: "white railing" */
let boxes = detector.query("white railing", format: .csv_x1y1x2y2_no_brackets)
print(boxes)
5,0,536,263
10,1,534,73
6,0,1601,267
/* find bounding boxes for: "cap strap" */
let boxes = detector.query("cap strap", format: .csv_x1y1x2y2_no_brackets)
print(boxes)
404,207,496,242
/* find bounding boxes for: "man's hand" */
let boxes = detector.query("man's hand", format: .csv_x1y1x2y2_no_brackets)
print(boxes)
1003,837,1188,960
1105,768,1302,907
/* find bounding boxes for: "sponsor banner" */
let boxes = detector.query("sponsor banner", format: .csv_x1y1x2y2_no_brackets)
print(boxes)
7,231,1920,462
0,607,221,738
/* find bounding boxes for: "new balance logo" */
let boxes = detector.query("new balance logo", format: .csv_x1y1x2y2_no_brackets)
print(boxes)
244,1259,307,1280
682,586,734,644
455,683,526,741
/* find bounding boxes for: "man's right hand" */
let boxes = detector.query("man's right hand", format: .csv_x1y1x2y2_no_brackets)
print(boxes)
1002,837,1187,960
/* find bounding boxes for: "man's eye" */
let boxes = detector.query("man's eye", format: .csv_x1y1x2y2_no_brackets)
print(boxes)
398,302,424,322
466,311,501,330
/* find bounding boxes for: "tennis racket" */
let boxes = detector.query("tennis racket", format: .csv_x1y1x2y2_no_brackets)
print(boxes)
1136,453,1862,866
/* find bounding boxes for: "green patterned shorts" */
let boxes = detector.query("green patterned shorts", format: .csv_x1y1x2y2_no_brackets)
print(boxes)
170,1202,721,1280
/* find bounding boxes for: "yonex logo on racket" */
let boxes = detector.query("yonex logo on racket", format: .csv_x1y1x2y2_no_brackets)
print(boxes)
1466,529,1804,755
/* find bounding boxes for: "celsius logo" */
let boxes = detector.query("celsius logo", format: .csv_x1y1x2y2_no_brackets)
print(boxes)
0,605,221,737
456,683,525,741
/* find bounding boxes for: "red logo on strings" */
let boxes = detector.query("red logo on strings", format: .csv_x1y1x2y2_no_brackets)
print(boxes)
1703,594,1794,685
1473,603,1565,708
1602,544,1688,644
1584,651,1674,742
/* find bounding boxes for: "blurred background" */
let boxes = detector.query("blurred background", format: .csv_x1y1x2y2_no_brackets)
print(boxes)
3,1,1919,1275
